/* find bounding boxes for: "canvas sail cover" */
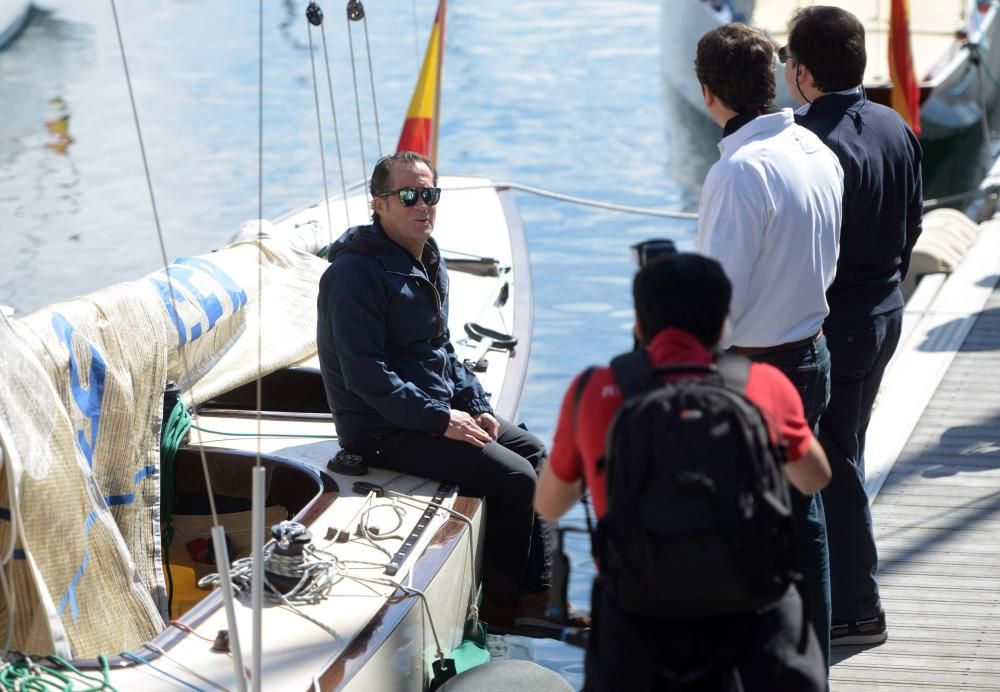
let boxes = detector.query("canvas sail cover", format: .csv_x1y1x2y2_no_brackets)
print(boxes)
0,229,328,657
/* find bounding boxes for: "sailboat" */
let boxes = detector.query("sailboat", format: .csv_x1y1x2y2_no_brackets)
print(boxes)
0,1,532,689
663,1,1000,195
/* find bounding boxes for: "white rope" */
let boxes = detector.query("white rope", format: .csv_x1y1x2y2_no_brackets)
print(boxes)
0,444,17,656
382,489,479,630
196,483,479,660
443,181,699,220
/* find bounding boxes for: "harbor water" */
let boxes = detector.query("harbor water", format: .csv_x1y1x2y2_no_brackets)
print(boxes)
0,1,996,687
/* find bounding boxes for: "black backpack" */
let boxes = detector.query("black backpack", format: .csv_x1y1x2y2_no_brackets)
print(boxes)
578,350,798,619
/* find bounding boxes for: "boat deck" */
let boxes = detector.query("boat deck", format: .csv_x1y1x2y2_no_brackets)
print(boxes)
829,218,1000,689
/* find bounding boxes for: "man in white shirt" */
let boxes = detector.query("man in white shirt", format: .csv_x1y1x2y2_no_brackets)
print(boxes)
694,22,844,672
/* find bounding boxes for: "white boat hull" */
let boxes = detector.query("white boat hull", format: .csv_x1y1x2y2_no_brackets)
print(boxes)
663,0,1000,142
1,176,530,689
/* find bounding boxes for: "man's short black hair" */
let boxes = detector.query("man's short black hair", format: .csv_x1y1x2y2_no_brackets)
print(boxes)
633,253,731,348
369,151,438,222
694,23,776,113
788,6,866,92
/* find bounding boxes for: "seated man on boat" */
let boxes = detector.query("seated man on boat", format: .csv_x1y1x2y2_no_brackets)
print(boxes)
694,22,844,669
535,252,831,691
317,151,585,635
785,5,923,649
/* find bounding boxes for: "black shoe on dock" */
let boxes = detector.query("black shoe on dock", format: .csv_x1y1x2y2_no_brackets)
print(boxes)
831,610,888,647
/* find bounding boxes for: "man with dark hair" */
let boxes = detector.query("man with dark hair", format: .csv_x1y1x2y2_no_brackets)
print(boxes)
317,152,585,634
694,23,844,668
536,253,830,691
784,5,923,648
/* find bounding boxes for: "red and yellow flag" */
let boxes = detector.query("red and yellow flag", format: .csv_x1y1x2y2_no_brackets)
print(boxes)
396,0,446,166
888,0,921,136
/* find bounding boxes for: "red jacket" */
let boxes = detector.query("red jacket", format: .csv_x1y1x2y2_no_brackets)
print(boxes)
549,328,813,519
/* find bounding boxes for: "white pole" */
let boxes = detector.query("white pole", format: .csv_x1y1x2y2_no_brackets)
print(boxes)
211,525,249,692
251,466,266,692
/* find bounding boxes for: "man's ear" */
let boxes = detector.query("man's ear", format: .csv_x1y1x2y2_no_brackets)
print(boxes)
372,194,386,219
701,83,715,109
634,313,646,346
798,63,815,90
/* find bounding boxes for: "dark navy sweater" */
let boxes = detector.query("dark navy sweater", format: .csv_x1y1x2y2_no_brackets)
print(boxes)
796,93,923,323
317,223,493,445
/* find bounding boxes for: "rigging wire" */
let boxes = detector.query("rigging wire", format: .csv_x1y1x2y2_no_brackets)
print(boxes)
412,0,421,66
252,1,266,690
306,11,335,247
361,12,384,157
346,2,372,197
319,12,353,228
108,0,221,528
109,3,248,689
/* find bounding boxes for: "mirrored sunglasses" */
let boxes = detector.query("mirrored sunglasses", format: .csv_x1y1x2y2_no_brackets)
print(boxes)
777,45,792,65
379,186,442,207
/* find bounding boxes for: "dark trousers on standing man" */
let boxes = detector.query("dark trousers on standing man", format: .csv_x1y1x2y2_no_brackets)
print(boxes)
819,307,903,622
735,335,833,669
584,578,825,692
345,417,551,605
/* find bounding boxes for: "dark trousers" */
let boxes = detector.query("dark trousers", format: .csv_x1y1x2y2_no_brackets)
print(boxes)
584,578,825,692
345,417,550,604
743,336,832,669
819,307,902,621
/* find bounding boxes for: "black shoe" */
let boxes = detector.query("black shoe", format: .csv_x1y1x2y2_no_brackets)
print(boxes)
831,610,887,647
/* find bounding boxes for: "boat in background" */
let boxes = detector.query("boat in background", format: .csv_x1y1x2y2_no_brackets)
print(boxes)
0,1,30,50
0,1,536,689
663,1,1000,196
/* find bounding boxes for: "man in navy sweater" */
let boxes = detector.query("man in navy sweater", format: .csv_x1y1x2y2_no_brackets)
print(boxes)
783,6,923,647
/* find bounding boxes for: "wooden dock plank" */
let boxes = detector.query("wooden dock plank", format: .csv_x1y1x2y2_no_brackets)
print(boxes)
830,235,1000,690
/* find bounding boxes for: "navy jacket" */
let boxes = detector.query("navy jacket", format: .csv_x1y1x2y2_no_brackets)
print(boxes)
317,222,493,445
796,93,923,323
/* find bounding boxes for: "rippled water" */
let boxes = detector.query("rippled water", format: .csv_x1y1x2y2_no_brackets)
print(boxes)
2,0,958,687
0,2,707,684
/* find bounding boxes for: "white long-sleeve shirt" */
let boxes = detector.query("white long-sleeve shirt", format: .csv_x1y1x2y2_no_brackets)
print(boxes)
697,109,843,349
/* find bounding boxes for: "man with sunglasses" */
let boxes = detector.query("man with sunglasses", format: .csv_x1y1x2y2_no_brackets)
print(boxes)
783,6,923,650
694,23,844,672
317,151,585,636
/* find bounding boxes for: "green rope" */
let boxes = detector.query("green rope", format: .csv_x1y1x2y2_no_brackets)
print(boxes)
161,397,193,529
160,396,192,615
189,422,337,440
0,654,117,691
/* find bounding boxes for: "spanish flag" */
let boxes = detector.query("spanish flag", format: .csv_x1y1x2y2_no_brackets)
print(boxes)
888,0,921,136
396,0,446,166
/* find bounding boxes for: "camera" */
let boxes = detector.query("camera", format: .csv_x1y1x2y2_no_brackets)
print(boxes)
631,238,678,268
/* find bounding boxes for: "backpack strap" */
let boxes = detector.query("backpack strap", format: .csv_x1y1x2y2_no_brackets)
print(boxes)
571,366,598,438
714,352,752,395
609,350,654,399
569,366,599,560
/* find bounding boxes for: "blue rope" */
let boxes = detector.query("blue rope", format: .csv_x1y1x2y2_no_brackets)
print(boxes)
120,651,206,691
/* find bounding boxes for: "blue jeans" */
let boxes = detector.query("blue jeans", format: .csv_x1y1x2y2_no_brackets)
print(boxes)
819,308,902,622
743,336,832,670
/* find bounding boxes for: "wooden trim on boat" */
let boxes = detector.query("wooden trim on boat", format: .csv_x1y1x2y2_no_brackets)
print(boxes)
312,494,482,691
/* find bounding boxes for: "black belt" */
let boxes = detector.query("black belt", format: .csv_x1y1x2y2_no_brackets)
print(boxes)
728,329,823,357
